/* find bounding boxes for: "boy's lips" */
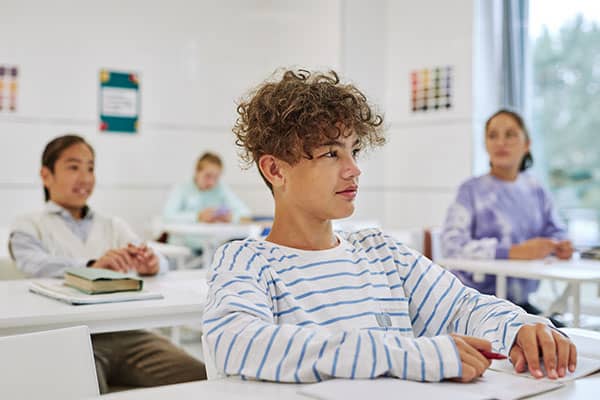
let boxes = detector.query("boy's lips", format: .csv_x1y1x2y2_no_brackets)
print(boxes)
336,186,358,200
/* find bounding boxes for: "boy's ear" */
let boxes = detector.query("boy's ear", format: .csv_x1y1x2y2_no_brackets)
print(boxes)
258,155,286,189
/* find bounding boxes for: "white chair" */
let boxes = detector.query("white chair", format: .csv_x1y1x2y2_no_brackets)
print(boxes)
148,241,192,270
0,258,26,280
0,227,26,280
0,326,99,399
201,334,224,380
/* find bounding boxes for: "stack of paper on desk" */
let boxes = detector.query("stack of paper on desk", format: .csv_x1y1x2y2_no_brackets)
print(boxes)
299,330,600,400
298,371,563,400
29,281,163,305
490,331,600,382
490,356,600,383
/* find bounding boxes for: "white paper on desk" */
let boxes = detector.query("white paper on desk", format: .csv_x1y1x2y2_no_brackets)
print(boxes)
157,280,208,295
29,281,163,305
490,355,600,382
298,371,563,400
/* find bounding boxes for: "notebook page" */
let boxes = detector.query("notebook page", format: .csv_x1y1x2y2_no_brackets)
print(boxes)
490,355,600,382
298,370,563,400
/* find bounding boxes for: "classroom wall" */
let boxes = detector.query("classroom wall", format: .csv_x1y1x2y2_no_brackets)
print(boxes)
0,0,476,237
381,0,475,229
0,0,341,235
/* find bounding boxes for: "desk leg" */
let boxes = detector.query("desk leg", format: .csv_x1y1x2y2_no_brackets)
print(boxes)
496,275,507,299
572,283,581,328
175,255,186,270
171,326,181,346
203,241,218,269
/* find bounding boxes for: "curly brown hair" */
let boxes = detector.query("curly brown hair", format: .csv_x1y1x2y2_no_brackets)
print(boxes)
233,69,385,190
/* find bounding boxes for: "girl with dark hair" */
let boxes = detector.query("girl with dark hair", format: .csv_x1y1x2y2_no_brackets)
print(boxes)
441,110,573,315
40,134,95,204
9,134,206,392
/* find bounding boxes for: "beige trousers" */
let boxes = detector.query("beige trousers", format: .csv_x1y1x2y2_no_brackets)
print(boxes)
91,330,206,393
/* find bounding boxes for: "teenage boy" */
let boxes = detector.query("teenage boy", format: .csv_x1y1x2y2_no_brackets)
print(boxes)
202,70,576,383
10,135,206,392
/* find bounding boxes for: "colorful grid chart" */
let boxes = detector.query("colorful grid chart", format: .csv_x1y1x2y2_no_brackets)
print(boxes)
410,66,452,112
0,65,19,112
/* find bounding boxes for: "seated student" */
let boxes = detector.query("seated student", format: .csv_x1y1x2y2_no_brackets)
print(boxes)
9,134,206,393
440,109,573,317
202,70,576,383
163,152,250,224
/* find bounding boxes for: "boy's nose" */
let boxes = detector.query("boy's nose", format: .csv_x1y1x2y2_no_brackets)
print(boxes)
345,159,361,178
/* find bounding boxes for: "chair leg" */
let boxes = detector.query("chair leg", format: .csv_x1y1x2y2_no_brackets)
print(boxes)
546,283,573,315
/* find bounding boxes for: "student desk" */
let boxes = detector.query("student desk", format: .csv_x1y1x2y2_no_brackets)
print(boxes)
85,329,600,400
436,258,600,327
159,222,263,267
0,270,207,337
93,378,305,400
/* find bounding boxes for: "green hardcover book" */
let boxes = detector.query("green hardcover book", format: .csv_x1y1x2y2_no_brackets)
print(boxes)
64,267,143,294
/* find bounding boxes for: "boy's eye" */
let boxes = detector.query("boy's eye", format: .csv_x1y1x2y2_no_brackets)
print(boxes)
324,150,338,158
352,148,361,158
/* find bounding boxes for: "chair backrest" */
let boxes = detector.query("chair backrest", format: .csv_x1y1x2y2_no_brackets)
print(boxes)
201,334,224,380
0,257,26,280
0,326,99,399
0,227,26,280
423,226,443,261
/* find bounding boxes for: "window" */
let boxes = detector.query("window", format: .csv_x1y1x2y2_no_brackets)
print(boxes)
530,0,600,246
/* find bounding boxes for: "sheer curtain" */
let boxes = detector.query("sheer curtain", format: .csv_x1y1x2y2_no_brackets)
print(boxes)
501,0,529,112
473,0,540,176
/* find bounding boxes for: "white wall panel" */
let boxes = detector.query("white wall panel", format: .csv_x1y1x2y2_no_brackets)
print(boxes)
384,0,474,123
382,122,473,189
0,0,476,235
383,190,456,229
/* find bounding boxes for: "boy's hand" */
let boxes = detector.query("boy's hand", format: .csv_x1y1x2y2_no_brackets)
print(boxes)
509,238,557,260
450,334,492,382
555,240,573,260
127,244,160,276
90,248,135,273
510,323,577,379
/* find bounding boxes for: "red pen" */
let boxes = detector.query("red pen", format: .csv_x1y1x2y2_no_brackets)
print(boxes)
480,350,507,360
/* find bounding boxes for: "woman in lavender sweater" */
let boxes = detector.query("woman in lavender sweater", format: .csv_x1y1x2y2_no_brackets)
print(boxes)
441,109,573,316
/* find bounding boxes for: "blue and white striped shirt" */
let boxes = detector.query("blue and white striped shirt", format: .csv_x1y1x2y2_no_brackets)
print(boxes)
202,228,547,382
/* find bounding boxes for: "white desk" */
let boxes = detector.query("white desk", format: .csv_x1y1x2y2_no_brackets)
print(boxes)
95,379,305,400
87,329,600,400
0,270,207,337
437,258,600,327
160,223,262,240
160,222,263,268
148,241,192,269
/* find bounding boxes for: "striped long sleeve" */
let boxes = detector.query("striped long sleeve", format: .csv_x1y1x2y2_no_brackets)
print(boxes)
398,246,548,354
201,229,547,383
202,246,461,382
